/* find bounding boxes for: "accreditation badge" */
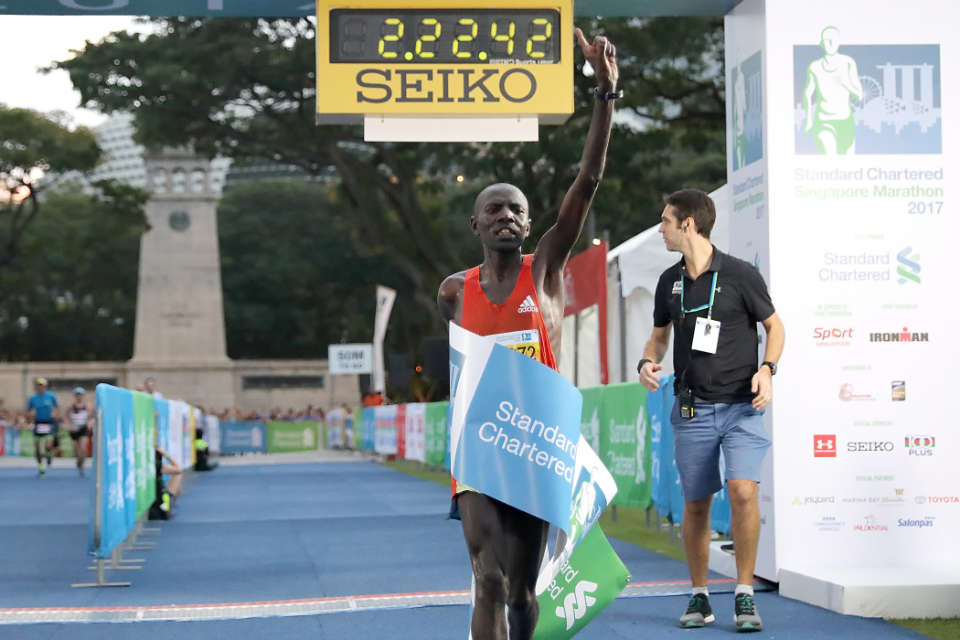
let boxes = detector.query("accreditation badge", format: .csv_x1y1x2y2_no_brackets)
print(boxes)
492,329,542,362
691,317,721,354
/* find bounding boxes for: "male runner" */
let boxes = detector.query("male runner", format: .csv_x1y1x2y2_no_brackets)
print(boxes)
27,378,61,476
67,387,93,477
437,28,618,640
803,26,863,155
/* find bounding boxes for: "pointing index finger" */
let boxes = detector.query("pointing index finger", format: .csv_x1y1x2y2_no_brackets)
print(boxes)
574,27,589,51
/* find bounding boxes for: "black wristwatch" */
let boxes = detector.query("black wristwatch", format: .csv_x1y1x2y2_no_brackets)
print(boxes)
593,87,623,102
637,358,653,374
761,361,777,375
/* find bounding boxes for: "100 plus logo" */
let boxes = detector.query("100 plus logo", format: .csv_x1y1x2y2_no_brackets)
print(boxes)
905,435,935,456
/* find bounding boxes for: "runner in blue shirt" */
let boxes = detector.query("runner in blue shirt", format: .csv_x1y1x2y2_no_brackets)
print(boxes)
27,378,61,476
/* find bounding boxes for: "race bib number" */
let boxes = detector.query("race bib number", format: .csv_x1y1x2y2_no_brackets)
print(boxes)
493,329,542,363
35,423,51,435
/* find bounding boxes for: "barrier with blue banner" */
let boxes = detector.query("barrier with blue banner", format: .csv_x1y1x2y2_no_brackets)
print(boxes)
76,384,205,589
219,421,267,454
89,384,133,559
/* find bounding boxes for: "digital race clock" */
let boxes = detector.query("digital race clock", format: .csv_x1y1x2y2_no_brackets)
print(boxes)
316,0,574,123
330,9,561,65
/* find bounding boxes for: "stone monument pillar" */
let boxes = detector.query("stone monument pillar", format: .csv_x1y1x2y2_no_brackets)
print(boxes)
127,148,236,409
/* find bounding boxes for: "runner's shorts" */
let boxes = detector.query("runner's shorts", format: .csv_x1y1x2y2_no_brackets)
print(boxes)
69,426,90,441
33,422,58,438
670,399,770,502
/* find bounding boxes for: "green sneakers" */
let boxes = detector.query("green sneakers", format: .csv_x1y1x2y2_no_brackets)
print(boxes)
679,592,762,631
679,593,715,628
734,593,763,632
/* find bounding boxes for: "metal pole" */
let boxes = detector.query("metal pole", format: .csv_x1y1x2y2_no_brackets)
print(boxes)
91,546,144,571
71,556,130,588
617,257,628,382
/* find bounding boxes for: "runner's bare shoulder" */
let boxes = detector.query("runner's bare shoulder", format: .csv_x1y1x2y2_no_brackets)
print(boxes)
437,271,467,323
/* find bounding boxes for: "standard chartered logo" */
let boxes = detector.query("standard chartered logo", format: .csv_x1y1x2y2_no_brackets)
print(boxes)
896,247,920,284
819,247,920,284
555,580,598,630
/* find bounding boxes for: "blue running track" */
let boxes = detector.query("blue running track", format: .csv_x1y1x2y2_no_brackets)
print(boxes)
0,457,931,639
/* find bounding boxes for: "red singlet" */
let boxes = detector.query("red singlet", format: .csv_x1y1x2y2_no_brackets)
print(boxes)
452,254,558,495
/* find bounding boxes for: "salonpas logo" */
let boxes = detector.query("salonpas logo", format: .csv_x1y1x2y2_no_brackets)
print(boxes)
555,580,599,631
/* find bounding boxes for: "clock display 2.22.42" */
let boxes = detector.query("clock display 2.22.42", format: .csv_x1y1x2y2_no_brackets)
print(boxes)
330,9,560,65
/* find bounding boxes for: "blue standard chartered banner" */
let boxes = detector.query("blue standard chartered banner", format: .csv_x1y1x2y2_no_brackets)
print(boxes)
449,323,626,637
449,322,584,530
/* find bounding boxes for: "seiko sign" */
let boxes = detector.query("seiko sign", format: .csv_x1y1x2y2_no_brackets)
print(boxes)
846,441,895,452
356,68,538,104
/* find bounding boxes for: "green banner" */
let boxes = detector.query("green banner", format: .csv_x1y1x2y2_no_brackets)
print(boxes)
132,391,156,518
533,525,630,639
423,401,449,468
597,383,652,508
266,421,318,453
579,386,605,454
353,409,363,450
17,428,81,457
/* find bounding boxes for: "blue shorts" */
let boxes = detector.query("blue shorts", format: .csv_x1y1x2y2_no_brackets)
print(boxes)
671,399,770,502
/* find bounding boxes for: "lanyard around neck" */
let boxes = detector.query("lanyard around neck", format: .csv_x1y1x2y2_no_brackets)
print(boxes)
680,271,718,318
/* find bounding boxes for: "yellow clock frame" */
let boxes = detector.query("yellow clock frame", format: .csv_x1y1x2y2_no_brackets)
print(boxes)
316,0,574,124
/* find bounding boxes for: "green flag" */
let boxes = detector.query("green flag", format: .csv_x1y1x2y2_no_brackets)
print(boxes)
533,525,630,639
424,401,449,467
599,383,652,508
353,408,364,450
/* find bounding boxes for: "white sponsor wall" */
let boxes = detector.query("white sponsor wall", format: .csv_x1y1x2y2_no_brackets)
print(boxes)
726,0,960,594
724,0,776,581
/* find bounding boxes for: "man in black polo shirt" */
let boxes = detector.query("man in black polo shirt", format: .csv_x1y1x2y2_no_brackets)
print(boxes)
637,189,784,633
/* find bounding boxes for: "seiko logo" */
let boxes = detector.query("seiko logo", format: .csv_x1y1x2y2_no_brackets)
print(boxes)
355,68,537,104
846,441,894,452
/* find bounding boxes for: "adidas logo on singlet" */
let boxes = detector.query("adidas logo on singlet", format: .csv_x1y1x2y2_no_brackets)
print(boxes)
517,295,539,314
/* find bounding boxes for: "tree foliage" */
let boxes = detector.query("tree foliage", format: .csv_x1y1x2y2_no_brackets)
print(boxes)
217,179,446,359
0,182,148,361
54,16,726,365
0,105,101,269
